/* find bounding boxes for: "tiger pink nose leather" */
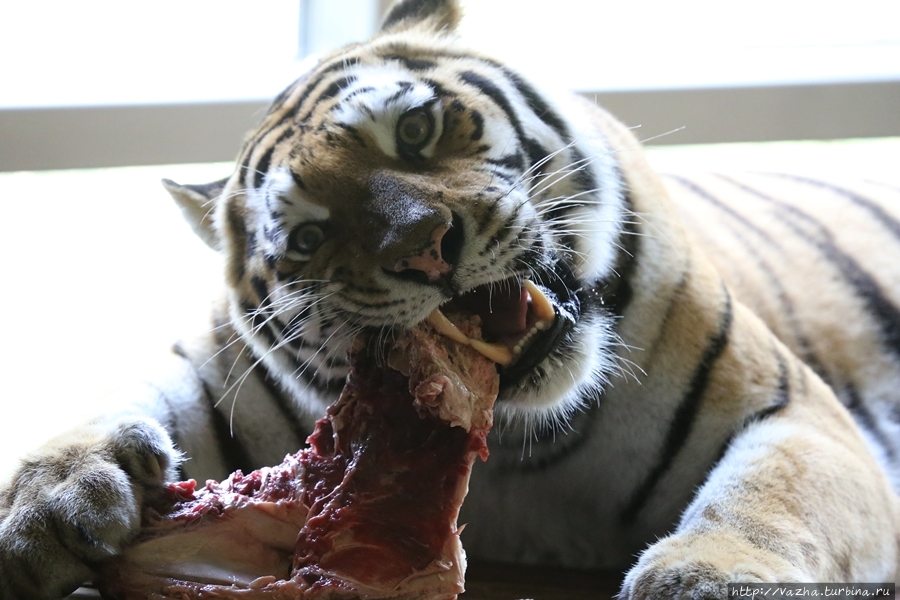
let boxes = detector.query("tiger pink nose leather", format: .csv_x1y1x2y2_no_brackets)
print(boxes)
392,222,452,282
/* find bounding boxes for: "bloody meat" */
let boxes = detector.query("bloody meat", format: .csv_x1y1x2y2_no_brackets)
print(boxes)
98,321,498,599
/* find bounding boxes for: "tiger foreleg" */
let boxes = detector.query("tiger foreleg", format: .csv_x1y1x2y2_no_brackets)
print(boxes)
619,396,900,599
0,417,180,600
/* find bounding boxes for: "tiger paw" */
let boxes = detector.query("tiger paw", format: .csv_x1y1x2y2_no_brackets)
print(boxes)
618,533,808,600
0,417,180,600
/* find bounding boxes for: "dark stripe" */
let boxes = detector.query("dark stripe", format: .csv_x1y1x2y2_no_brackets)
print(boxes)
252,359,314,444
459,70,549,170
713,349,791,467
623,285,734,523
250,275,270,306
421,77,453,99
384,54,436,71
566,146,597,197
666,175,782,249
486,153,525,171
317,75,357,103
252,145,275,189
250,124,295,183
240,59,356,174
487,168,517,186
290,169,306,190
596,187,639,318
206,388,256,475
381,0,449,29
384,80,414,107
243,301,277,346
199,326,257,475
669,175,831,384
475,58,587,188
225,203,248,282
718,174,900,364
844,382,896,461
337,123,367,147
285,331,319,351
292,62,358,122
744,350,790,428
342,85,376,103
475,198,499,236
767,173,900,243
245,230,258,260
501,67,571,143
268,80,297,115
469,108,484,141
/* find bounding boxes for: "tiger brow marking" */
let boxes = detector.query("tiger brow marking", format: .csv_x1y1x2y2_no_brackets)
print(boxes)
241,57,359,169
241,123,294,189
667,175,830,382
291,59,360,120
716,174,900,365
622,284,734,524
299,74,359,123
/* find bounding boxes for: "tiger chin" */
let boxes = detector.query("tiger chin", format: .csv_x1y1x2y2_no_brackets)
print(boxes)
2,0,899,598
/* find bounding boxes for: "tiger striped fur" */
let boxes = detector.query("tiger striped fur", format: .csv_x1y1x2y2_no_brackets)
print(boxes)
1,0,898,598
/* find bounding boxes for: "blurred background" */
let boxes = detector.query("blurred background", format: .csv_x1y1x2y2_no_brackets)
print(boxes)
2,0,899,169
1,0,899,465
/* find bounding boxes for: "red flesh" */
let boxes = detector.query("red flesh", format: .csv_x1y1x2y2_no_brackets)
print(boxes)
98,322,497,599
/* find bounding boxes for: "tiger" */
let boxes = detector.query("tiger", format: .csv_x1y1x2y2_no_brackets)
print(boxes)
1,0,899,598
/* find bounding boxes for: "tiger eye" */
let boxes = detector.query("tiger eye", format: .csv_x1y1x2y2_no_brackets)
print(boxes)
290,223,326,255
397,110,432,148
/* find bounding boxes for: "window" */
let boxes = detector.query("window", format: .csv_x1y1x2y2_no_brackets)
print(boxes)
458,0,900,91
1,0,898,171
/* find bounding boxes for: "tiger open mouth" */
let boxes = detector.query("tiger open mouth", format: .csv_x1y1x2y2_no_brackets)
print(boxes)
425,270,581,390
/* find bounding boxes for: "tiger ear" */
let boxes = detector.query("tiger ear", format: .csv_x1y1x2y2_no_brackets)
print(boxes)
380,0,462,34
161,177,227,251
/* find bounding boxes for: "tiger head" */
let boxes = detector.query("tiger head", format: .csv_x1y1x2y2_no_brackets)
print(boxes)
165,0,629,425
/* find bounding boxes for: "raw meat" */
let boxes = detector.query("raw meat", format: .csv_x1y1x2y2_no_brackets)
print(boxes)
98,322,498,599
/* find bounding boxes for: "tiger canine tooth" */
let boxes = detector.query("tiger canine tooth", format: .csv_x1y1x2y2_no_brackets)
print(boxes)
426,309,470,344
469,339,513,366
524,279,556,323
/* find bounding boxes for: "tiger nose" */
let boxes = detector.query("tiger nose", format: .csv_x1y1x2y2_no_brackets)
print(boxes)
392,222,454,282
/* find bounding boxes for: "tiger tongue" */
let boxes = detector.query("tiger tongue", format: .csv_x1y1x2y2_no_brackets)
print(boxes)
458,280,528,337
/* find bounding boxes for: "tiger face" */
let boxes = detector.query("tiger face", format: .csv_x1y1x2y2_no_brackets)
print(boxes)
172,0,629,424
